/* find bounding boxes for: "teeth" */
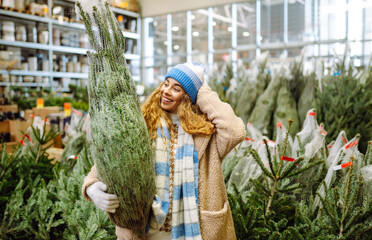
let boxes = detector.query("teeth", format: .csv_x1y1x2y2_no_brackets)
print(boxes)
163,97,172,102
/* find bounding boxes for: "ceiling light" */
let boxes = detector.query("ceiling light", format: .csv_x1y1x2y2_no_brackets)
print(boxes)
192,31,199,37
227,27,233,32
243,32,250,37
258,36,263,41
163,41,168,45
173,45,180,50
190,15,195,20
172,26,179,31
212,21,216,26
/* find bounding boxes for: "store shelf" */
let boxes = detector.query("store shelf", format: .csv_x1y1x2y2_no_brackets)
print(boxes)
0,70,50,77
0,9,49,23
0,2,141,91
0,70,88,78
52,72,88,79
0,40,51,51
0,82,51,87
61,0,140,18
0,40,139,59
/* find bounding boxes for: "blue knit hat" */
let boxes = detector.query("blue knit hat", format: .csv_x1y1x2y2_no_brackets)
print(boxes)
164,62,205,104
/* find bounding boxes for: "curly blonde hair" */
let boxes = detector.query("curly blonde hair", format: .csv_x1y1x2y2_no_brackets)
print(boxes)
141,82,215,141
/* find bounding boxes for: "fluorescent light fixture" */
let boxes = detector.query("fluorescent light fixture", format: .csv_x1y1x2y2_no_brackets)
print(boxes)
172,26,179,31
243,32,250,37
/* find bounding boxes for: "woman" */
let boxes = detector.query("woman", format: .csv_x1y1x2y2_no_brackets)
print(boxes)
82,62,245,240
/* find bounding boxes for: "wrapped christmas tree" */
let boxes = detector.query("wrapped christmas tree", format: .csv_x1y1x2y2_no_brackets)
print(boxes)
76,0,155,235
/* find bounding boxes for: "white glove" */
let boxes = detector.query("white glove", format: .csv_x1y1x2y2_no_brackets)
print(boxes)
86,182,120,213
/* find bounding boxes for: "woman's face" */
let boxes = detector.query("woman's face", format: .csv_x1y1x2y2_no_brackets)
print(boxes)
160,78,186,113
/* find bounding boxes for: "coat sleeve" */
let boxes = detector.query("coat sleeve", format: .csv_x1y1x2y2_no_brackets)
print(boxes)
196,83,245,160
81,164,100,201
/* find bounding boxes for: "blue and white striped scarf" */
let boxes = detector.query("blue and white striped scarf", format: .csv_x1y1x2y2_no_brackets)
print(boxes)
151,118,202,240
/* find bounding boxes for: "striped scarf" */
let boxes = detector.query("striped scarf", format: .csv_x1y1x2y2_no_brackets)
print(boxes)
151,118,202,240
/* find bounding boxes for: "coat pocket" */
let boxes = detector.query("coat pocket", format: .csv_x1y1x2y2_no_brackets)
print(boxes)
200,200,235,240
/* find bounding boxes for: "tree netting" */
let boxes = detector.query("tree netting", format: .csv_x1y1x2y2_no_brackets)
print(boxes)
76,0,155,235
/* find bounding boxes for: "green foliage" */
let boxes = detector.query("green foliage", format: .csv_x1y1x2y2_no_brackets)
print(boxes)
316,63,372,153
209,62,234,103
226,119,372,239
319,166,372,239
0,118,116,239
76,0,155,233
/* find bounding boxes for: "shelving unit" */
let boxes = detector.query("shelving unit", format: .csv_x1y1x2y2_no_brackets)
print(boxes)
0,0,141,92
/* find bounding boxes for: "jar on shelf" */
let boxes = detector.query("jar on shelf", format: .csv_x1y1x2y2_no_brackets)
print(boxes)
2,0,15,8
38,30,49,44
15,25,27,42
27,25,37,43
66,60,74,72
58,55,67,72
79,34,88,48
14,0,25,11
42,59,49,71
27,55,37,71
53,28,61,46
2,21,15,42
23,76,34,83
43,77,49,84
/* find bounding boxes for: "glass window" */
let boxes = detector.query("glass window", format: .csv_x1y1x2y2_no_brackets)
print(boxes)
319,0,347,40
288,1,305,42
237,2,257,46
171,12,187,64
261,0,284,43
191,9,209,54
363,4,372,66
152,15,167,58
212,5,232,50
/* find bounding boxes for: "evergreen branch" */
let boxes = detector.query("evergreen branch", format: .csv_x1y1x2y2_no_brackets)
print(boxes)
264,139,277,176
338,166,353,237
251,179,271,197
276,183,301,193
76,1,101,51
266,179,278,216
285,160,322,178
251,149,274,180
276,120,293,178
279,157,304,179
318,182,339,229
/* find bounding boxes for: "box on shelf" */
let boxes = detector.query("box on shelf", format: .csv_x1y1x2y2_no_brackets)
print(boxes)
32,106,61,119
0,119,32,142
110,0,139,12
0,104,18,112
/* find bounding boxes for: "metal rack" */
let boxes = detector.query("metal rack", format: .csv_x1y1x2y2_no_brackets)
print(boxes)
0,1,141,91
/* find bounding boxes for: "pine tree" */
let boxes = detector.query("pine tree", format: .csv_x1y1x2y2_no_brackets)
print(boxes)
318,165,372,239
228,121,323,239
316,55,372,153
76,1,155,235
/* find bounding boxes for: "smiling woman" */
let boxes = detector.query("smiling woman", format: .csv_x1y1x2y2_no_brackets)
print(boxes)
83,61,245,240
